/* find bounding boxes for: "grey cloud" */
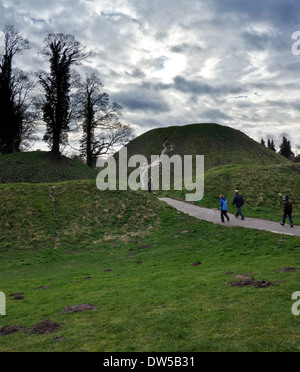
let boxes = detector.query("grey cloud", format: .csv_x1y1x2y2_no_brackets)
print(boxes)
171,43,202,54
281,62,300,73
155,31,169,41
118,95,170,113
265,100,300,112
125,68,146,78
1,0,299,148
242,29,286,52
113,84,170,113
138,118,166,129
173,76,214,95
200,109,233,122
212,0,300,27
99,10,142,28
172,76,243,97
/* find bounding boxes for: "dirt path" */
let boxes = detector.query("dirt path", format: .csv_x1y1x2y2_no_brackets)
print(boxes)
159,197,300,237
49,186,60,249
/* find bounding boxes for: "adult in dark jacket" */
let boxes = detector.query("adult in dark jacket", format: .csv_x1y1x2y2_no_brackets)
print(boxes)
280,195,293,227
232,190,245,220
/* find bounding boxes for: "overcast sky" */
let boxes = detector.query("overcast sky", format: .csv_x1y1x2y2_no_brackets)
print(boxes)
1,0,300,152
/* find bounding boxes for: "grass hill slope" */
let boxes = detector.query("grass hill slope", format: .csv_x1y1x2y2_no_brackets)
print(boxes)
0,129,299,351
170,163,300,224
122,123,289,171
0,180,160,254
0,180,300,352
0,151,97,184
119,123,299,223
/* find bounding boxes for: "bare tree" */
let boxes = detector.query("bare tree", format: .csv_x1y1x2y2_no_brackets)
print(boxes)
78,73,135,166
92,122,135,159
12,70,39,150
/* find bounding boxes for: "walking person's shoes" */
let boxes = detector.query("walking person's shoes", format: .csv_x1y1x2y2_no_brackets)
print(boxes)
241,217,245,220
227,217,230,221
280,223,284,226
291,224,294,228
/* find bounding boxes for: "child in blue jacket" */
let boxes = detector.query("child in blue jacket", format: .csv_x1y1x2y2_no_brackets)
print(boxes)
219,195,230,222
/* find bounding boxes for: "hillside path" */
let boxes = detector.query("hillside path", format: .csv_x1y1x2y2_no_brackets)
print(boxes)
159,197,300,237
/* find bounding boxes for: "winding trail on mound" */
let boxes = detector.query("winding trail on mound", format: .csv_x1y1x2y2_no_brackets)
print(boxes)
159,197,300,237
140,137,175,190
49,186,60,249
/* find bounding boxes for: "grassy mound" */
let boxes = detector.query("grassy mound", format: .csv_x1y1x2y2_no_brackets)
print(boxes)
0,180,161,255
0,151,97,184
118,123,298,222
121,123,289,171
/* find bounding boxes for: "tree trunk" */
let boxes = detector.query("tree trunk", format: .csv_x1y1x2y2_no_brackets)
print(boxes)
51,129,61,158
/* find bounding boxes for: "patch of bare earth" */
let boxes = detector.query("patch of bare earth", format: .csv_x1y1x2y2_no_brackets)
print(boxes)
9,292,25,300
228,279,255,287
53,336,65,342
26,320,62,335
61,304,97,313
0,325,23,336
35,286,51,290
253,281,275,288
232,274,254,280
228,274,275,288
278,267,297,272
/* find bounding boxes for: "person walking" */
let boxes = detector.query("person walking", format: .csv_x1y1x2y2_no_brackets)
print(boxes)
280,195,294,227
148,177,152,193
232,189,245,220
219,194,230,222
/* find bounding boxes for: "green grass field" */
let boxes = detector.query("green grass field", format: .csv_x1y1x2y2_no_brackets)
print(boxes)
0,180,300,352
0,124,299,352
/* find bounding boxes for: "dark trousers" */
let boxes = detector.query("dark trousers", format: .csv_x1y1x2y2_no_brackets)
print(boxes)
235,207,244,219
221,209,229,222
283,213,293,225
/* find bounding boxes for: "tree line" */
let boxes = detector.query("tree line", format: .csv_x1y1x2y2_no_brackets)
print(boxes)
0,25,134,166
261,135,300,162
